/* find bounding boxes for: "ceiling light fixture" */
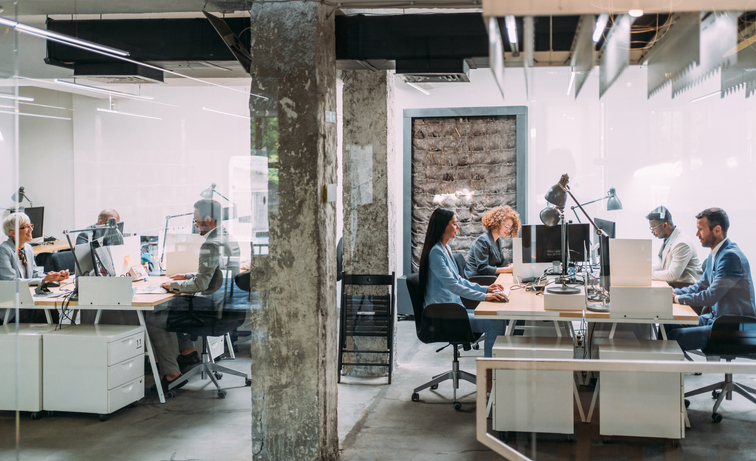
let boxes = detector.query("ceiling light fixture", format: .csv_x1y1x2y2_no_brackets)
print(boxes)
0,109,71,121
0,93,34,102
628,9,644,17
97,108,162,121
690,91,721,103
54,79,154,101
202,107,251,120
0,17,129,56
505,15,518,44
593,14,609,43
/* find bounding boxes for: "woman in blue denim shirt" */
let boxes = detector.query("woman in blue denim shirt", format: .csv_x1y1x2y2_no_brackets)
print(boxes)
418,208,506,357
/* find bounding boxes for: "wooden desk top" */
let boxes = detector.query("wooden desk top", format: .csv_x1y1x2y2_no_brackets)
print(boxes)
475,274,699,323
32,240,72,255
32,276,175,308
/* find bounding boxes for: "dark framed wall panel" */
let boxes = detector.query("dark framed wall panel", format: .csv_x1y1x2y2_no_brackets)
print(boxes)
402,106,528,275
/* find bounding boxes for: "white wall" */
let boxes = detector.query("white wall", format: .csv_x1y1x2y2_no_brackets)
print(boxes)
392,66,756,273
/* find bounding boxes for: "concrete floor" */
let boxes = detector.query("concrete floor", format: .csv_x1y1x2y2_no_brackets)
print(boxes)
3,321,756,460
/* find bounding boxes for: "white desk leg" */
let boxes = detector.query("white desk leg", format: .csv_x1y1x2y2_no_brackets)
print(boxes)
486,390,494,418
94,309,102,324
505,319,516,336
225,333,236,359
553,321,562,337
586,377,600,423
44,309,52,324
3,309,10,324
660,325,668,340
573,374,586,423
608,323,617,339
137,310,166,404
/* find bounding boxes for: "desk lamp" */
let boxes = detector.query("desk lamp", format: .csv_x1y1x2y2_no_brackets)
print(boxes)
11,186,32,207
570,187,622,223
200,183,237,221
540,175,580,295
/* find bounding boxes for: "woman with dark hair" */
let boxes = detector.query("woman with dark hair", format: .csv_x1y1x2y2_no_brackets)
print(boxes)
418,208,506,357
464,205,521,278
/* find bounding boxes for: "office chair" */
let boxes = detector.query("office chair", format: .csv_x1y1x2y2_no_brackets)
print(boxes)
164,288,250,399
453,253,467,279
684,315,756,422
405,273,478,411
47,250,77,273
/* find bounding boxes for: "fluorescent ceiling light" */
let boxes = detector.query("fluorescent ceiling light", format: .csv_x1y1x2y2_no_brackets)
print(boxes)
593,14,609,43
0,17,129,56
505,15,517,45
0,109,71,121
97,108,162,120
0,93,34,102
20,101,70,111
567,70,576,96
54,79,154,101
628,9,644,17
202,107,250,120
690,91,720,103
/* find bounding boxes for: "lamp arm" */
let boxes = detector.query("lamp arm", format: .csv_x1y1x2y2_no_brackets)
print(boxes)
562,187,608,238
159,212,194,270
569,195,608,211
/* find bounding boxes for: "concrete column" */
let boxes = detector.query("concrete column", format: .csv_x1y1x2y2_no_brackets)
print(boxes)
341,70,397,377
247,3,338,460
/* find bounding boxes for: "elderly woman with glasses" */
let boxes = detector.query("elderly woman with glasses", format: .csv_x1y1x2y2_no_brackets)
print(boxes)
0,212,69,284
464,205,521,279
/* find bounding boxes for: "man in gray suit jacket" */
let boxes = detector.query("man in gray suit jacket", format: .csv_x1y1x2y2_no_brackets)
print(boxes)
646,206,702,288
665,208,756,351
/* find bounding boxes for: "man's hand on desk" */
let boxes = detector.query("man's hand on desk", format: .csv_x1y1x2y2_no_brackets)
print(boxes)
487,283,504,293
160,282,177,292
170,274,187,281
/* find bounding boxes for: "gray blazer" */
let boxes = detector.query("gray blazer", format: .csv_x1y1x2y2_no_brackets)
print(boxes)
0,237,43,284
464,230,509,278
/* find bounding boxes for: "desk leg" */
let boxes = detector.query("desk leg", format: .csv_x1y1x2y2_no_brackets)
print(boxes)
505,320,516,336
553,321,562,337
659,325,668,340
44,309,52,324
137,310,166,404
94,310,102,324
573,374,586,423
3,309,10,324
608,323,617,339
586,377,600,423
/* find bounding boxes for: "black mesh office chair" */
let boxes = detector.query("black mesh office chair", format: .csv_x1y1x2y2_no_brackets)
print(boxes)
47,250,77,273
684,315,756,422
405,273,478,411
164,287,251,398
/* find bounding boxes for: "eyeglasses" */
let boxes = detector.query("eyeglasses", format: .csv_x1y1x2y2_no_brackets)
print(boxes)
19,224,34,230
649,223,664,231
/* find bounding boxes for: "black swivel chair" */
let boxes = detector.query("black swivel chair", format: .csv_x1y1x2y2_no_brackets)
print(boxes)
684,315,756,422
47,250,77,273
405,273,478,411
164,284,251,398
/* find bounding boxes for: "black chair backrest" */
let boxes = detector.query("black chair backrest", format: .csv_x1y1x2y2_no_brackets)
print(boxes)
49,250,76,273
405,273,426,334
704,315,756,358
453,253,467,279
234,271,251,292
336,237,343,282
419,303,476,344
469,275,497,286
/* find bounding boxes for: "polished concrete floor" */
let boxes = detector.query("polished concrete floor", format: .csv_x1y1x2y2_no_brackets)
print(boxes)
3,321,756,460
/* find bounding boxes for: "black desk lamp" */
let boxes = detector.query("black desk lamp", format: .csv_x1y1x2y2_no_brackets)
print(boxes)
199,183,237,220
11,186,32,207
540,175,580,295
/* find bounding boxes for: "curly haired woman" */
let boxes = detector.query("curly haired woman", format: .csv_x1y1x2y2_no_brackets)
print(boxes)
464,205,521,278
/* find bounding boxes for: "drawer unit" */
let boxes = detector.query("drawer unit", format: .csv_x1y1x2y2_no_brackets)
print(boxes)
0,324,57,414
492,336,575,435
597,338,684,439
43,324,145,417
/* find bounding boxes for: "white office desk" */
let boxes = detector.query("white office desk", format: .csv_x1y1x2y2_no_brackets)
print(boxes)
1,277,174,404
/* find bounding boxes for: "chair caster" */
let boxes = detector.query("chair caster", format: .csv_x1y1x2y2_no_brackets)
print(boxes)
671,439,680,448
245,378,252,387
98,414,109,422
30,412,40,420
472,343,480,350
684,399,690,408
165,390,175,399
712,390,721,399
453,401,462,411
217,389,227,399
431,384,439,390
214,371,223,380
411,392,420,402
712,412,723,423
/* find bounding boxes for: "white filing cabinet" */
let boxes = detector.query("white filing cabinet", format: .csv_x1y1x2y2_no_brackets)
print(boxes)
43,324,145,420
493,336,575,435
0,324,57,417
597,338,684,439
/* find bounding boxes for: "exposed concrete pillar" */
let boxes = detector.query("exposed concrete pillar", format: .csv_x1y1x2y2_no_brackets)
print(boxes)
247,2,338,460
341,70,397,377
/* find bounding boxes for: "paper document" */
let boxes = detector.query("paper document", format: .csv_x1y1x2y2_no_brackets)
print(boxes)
135,285,168,294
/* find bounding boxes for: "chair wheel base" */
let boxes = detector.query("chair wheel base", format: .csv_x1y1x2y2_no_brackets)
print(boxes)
218,389,227,399
245,378,252,386
453,401,462,411
712,390,721,399
214,371,223,380
712,412,723,423
411,392,420,402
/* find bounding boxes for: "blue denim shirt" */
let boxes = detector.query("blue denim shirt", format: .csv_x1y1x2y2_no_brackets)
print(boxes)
423,242,487,307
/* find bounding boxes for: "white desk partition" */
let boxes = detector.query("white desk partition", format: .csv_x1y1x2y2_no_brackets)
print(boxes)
78,277,133,307
108,235,142,277
609,239,653,287
0,280,35,308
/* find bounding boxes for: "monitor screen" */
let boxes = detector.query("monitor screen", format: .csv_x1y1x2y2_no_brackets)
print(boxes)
24,206,44,239
521,223,591,263
594,218,616,238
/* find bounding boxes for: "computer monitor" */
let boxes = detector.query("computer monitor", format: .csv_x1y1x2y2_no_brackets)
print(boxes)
594,218,616,238
73,242,95,276
521,223,591,264
24,206,44,239
90,240,115,277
